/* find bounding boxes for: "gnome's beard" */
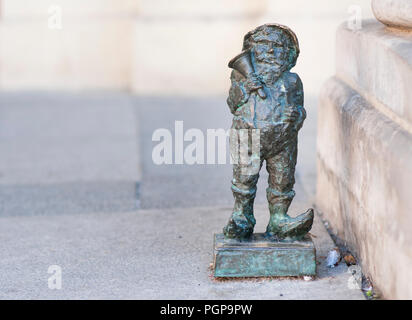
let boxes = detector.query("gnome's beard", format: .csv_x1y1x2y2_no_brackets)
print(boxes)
255,63,285,86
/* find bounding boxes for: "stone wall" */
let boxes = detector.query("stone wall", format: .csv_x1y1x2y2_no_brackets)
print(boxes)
0,0,137,90
0,0,373,95
317,1,412,299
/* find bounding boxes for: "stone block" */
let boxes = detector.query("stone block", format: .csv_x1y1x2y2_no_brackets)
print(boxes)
316,77,412,299
213,233,316,277
0,0,376,94
0,19,132,90
372,0,412,29
130,1,375,96
131,19,262,96
336,20,412,127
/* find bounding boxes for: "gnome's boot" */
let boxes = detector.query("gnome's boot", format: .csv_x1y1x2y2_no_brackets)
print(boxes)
223,189,256,240
265,188,314,240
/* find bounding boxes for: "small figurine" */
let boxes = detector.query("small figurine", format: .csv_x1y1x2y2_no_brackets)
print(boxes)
224,24,314,241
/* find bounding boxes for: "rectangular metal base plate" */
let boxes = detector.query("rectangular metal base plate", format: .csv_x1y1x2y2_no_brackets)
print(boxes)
213,233,316,277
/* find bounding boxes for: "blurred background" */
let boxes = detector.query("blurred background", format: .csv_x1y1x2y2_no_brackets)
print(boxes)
0,0,374,210
1,0,412,300
0,0,373,95
0,0,384,300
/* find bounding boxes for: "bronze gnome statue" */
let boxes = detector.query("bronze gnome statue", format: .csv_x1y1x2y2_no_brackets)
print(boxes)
224,24,314,241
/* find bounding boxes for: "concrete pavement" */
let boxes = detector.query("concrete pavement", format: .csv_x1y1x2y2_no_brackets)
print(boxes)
0,204,363,299
0,92,364,299
0,92,140,216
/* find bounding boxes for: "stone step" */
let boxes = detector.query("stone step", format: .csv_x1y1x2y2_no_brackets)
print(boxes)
317,77,412,299
336,19,412,128
372,0,412,29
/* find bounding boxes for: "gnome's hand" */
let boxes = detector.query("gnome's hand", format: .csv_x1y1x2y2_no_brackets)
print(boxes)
282,106,300,123
244,73,266,99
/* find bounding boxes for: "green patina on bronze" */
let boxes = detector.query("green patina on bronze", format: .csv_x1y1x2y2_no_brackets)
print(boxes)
223,24,314,241
214,24,316,278
214,234,316,277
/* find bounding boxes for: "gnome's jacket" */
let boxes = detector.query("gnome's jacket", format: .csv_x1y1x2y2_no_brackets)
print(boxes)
227,69,306,158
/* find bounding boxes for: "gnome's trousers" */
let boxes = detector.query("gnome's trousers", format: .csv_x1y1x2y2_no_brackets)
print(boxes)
231,137,297,227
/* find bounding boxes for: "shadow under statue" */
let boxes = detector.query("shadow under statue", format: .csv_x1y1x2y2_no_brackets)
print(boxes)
213,24,316,277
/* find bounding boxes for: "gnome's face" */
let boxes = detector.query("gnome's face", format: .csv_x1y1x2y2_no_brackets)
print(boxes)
253,40,289,76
